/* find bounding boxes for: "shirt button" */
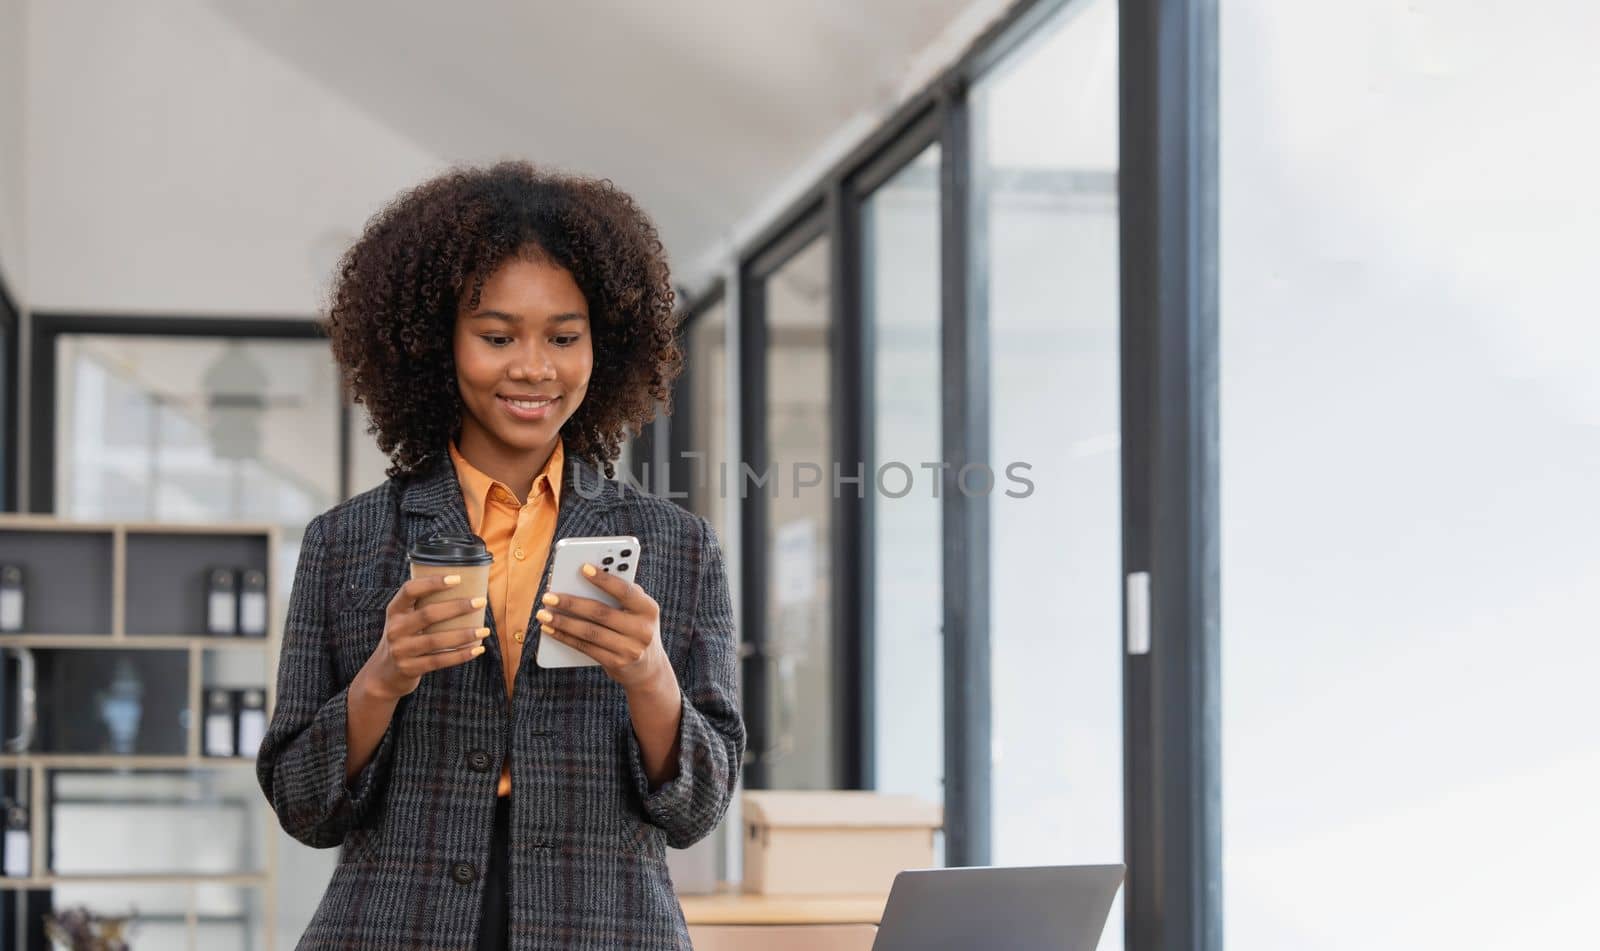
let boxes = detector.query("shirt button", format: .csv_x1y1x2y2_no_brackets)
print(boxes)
513,547,526,560
466,750,492,773
451,863,477,885
514,629,526,643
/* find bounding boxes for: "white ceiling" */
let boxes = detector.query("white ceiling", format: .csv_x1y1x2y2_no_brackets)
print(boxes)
210,0,1009,290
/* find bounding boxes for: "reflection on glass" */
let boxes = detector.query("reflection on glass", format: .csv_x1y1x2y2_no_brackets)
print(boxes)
56,335,342,594
974,0,1122,945
865,146,944,810
686,298,729,543
763,236,835,789
1222,4,1600,948
57,337,340,522
28,650,189,755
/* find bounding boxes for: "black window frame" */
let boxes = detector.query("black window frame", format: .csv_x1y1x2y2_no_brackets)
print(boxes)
1120,0,1221,948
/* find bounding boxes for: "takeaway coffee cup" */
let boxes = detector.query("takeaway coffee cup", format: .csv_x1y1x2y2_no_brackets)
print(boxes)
408,533,493,637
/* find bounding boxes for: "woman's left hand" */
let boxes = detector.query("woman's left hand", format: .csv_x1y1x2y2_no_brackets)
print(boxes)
536,564,671,691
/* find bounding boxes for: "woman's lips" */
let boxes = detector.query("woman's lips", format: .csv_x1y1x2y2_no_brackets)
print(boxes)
498,394,559,421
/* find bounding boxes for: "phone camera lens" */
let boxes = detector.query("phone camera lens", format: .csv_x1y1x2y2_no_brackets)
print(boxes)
621,549,633,558
602,556,614,565
618,563,629,572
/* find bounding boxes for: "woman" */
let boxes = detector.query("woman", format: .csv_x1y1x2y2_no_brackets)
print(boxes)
257,162,744,950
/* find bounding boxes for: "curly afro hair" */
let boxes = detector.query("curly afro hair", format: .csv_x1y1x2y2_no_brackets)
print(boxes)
326,161,682,481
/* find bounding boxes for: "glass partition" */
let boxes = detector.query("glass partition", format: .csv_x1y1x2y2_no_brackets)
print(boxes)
761,236,837,789
864,145,944,809
972,0,1122,944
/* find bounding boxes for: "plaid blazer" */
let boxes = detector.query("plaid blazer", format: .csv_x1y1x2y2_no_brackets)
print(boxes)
257,452,745,950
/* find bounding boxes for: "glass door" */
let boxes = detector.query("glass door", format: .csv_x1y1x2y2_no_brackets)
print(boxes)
754,233,838,790
971,0,1123,943
862,144,944,810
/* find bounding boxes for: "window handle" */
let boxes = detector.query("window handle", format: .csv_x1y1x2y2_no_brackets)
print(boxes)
1127,572,1151,656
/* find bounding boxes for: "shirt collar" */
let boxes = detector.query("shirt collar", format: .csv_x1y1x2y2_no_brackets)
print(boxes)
448,438,565,534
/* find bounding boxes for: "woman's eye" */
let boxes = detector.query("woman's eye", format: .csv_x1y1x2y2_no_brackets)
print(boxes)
482,335,512,347
553,335,580,347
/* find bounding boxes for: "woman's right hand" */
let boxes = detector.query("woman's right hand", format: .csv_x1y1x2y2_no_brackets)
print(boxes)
360,575,491,700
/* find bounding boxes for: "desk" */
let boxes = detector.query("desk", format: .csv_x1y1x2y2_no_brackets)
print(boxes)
679,891,888,951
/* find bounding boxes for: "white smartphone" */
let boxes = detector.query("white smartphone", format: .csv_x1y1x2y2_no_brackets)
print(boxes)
536,534,642,669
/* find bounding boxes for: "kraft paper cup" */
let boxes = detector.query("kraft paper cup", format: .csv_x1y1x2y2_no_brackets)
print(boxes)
408,533,492,638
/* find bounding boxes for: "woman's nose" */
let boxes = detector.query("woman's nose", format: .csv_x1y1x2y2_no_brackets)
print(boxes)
510,346,556,382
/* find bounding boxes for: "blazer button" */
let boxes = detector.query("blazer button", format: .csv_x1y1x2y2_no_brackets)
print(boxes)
466,750,492,773
451,863,477,885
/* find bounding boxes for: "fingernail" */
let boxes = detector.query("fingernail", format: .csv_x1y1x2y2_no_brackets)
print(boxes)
536,609,553,623
471,646,486,657
541,624,555,635
443,574,462,586
582,564,597,577
471,596,487,608
477,627,491,638
542,593,559,606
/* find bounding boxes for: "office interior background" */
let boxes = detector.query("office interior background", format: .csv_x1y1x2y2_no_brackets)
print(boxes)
0,0,1596,948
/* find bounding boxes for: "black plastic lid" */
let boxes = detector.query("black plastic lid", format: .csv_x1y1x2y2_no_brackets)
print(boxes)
409,533,493,567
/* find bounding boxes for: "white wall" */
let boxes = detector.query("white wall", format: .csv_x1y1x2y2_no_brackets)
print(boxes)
24,0,443,315
0,0,25,299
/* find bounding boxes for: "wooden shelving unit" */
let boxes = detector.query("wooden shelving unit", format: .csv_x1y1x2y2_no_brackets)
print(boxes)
0,515,282,948
0,756,259,770
0,635,271,650
2,872,270,889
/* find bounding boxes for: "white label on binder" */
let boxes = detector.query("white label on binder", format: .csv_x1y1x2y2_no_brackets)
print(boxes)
3,829,28,877
208,591,237,635
0,589,22,631
237,709,267,756
240,591,267,636
204,712,235,757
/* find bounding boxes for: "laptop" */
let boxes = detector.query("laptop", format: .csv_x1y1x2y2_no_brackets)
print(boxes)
871,864,1125,951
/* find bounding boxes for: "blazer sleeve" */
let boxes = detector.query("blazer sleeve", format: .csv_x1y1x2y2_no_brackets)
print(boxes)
256,513,399,849
626,515,747,849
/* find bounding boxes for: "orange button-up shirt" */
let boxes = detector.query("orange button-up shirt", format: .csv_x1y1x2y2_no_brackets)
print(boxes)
450,438,564,797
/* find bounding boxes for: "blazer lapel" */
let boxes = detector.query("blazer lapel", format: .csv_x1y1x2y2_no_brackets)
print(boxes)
396,456,507,696
550,455,616,552
399,456,472,545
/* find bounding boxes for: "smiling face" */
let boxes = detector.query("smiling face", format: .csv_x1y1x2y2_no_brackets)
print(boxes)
453,253,593,477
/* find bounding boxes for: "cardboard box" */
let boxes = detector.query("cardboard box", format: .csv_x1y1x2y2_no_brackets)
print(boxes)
741,791,942,896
